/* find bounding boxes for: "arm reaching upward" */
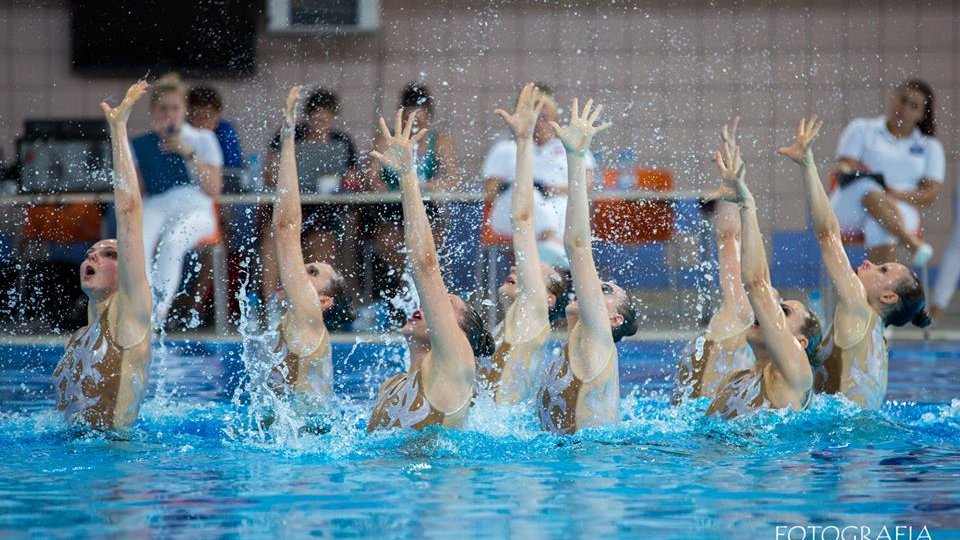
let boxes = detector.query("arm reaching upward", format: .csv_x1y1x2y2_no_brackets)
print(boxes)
494,83,550,334
551,98,614,347
710,117,752,335
777,117,868,312
716,144,812,390
272,86,328,346
100,81,151,346
369,110,475,407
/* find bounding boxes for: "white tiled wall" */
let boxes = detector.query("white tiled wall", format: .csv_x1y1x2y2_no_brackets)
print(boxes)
0,0,958,255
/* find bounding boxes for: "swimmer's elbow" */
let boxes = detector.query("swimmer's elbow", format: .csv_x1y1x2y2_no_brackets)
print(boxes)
563,234,589,252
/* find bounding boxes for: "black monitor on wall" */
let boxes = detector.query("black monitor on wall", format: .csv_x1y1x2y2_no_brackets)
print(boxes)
71,0,259,78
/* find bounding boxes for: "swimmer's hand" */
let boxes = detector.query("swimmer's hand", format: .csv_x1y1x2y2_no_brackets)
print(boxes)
100,80,149,126
550,98,610,156
495,82,544,140
283,85,303,133
720,116,740,155
714,143,746,202
777,115,823,165
369,108,427,174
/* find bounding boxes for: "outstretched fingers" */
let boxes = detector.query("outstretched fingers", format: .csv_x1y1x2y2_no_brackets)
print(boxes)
494,108,515,128
588,104,604,126
393,108,404,139
377,116,392,139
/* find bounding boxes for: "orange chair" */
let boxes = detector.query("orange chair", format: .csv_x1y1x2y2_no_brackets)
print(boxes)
592,169,675,244
23,203,102,243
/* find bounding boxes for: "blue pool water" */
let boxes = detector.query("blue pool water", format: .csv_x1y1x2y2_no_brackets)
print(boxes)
1,338,959,539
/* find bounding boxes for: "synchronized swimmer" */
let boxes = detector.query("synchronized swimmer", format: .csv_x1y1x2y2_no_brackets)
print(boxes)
52,80,931,435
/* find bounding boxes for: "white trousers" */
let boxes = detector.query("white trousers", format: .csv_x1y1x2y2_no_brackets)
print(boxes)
490,186,566,238
933,187,960,308
142,185,216,322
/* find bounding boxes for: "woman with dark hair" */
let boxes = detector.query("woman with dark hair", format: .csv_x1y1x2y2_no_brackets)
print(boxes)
706,141,823,420
536,98,640,434
367,110,494,432
831,79,942,265
779,116,931,410
363,83,459,319
479,83,570,405
260,87,359,315
266,86,353,401
54,82,153,430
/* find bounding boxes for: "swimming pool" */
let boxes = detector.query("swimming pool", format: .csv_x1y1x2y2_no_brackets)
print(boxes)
1,338,958,538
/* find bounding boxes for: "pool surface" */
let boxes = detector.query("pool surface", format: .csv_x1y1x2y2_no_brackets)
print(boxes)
1,338,959,538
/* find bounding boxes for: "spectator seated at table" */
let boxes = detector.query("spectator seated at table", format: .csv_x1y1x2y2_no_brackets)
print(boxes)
482,82,596,268
260,87,360,315
131,73,223,328
831,79,940,267
361,82,459,323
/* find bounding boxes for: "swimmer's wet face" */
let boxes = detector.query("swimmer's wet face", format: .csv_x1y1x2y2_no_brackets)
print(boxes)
888,86,927,131
565,281,627,329
304,262,336,297
497,264,562,309
857,260,911,308
401,293,466,342
79,240,119,297
746,300,815,352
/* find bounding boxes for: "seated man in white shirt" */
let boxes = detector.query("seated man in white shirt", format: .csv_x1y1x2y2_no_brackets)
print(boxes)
482,83,596,267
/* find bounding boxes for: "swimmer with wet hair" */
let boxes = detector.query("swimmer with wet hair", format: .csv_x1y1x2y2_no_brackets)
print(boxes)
52,82,153,430
778,116,931,409
673,117,757,404
536,98,639,434
367,109,495,432
478,83,570,404
267,86,352,402
705,141,822,419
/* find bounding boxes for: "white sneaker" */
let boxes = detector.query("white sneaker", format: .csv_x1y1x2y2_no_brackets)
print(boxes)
912,242,934,267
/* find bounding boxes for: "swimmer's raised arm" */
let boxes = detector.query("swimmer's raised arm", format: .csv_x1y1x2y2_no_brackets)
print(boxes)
272,86,328,341
552,98,614,347
495,83,550,331
712,117,752,333
778,117,868,312
369,110,475,404
100,81,152,345
717,144,811,389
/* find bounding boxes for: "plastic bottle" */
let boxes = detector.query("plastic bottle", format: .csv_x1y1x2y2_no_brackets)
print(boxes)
617,149,636,191
807,289,824,324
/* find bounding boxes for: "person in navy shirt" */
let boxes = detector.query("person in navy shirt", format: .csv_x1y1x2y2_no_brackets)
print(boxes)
187,85,244,169
132,74,223,326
